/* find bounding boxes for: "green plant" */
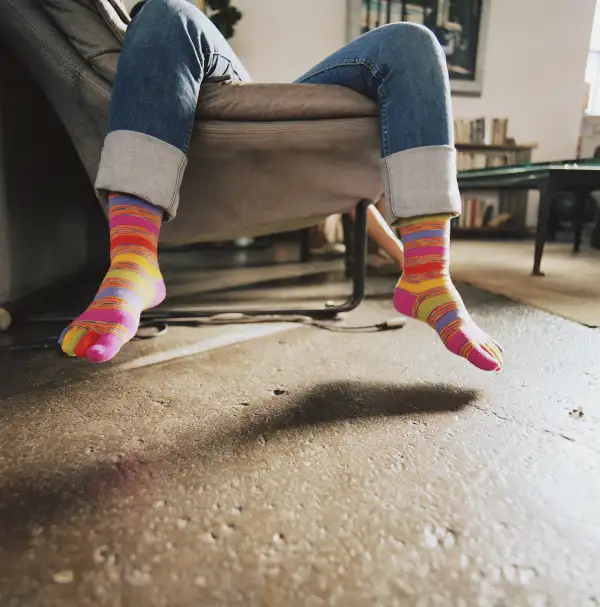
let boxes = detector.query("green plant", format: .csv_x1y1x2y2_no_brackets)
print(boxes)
129,1,243,40
206,0,242,40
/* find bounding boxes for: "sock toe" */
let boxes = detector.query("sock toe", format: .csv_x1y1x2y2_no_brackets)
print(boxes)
61,327,87,356
87,333,123,364
482,341,503,366
491,338,504,353
467,343,502,372
468,326,504,365
74,330,101,359
58,326,72,347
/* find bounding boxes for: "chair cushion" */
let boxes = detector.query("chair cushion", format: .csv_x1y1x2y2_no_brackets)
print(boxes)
197,83,378,121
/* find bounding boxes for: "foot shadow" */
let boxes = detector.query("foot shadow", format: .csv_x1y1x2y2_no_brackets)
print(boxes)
229,381,475,440
0,381,478,560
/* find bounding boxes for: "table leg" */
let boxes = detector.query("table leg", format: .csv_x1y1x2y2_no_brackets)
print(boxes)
592,206,600,251
533,178,556,276
573,189,590,254
299,228,312,263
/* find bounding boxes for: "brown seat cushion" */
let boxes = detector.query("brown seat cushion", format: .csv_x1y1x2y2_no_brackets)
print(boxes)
197,83,379,121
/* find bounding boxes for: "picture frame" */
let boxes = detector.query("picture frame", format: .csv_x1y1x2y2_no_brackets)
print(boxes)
346,0,490,96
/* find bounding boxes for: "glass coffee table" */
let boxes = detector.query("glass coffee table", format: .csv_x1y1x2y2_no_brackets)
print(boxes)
458,159,600,275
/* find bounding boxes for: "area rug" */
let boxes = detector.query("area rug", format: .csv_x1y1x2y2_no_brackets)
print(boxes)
451,241,600,328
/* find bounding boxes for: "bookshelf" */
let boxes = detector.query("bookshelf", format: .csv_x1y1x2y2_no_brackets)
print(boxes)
454,128,537,238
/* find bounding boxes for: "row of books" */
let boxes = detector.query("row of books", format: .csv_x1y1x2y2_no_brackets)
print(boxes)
454,199,494,229
454,117,509,146
457,152,511,172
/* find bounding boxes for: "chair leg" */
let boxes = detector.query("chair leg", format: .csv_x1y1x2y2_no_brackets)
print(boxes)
299,228,312,263
341,213,354,279
137,200,369,321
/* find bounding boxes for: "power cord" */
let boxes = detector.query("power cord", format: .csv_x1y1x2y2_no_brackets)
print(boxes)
0,311,407,352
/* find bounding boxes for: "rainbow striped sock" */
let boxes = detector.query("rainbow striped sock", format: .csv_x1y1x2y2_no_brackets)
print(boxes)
393,214,503,372
59,194,165,363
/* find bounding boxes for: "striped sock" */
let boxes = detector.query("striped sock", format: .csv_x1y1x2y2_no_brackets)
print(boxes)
59,194,165,363
393,214,503,372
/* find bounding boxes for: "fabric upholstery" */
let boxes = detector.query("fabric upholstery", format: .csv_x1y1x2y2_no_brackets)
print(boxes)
197,82,378,121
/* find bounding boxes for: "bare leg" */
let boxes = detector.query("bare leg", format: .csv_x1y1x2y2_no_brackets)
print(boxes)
350,195,404,271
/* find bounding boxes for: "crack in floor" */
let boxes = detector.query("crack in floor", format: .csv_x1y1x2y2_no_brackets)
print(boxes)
470,404,600,455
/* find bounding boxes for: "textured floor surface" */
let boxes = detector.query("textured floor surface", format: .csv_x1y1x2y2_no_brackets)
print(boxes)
452,240,600,327
0,250,599,607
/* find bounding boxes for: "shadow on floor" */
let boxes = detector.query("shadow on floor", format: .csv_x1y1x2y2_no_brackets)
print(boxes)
0,381,478,554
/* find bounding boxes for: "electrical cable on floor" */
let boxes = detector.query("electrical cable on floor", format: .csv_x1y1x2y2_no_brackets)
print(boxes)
0,311,407,352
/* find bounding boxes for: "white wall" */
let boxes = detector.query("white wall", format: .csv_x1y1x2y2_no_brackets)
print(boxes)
453,0,596,162
231,0,348,82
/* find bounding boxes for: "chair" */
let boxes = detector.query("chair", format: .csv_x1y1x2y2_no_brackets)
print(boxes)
0,0,381,317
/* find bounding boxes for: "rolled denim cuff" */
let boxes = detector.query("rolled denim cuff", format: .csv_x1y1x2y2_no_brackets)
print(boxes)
95,130,187,221
379,145,462,224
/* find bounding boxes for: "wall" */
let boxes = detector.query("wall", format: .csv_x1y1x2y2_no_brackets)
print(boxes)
231,0,347,82
453,0,596,163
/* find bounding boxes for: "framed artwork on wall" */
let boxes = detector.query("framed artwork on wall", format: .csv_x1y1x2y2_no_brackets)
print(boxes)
346,0,490,96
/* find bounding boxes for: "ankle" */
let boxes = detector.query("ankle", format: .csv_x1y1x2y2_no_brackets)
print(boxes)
111,250,159,266
401,267,449,281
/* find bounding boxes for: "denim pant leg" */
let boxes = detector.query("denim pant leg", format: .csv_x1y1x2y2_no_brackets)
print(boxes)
95,0,251,221
297,22,461,222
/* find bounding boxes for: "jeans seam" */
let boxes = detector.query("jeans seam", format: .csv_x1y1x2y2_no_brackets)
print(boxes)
299,57,384,83
165,156,187,212
182,102,195,153
378,83,389,157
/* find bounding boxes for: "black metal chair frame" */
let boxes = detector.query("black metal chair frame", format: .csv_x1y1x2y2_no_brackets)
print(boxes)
136,200,369,322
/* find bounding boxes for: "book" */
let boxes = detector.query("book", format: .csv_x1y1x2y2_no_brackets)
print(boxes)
454,117,509,146
457,197,498,229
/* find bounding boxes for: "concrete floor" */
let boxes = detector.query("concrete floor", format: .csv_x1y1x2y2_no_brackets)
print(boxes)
0,246,599,607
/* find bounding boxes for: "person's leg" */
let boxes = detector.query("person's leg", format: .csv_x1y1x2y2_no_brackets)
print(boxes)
297,23,502,371
60,0,250,363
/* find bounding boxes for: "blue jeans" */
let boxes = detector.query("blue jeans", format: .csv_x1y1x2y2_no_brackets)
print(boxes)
96,0,461,222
